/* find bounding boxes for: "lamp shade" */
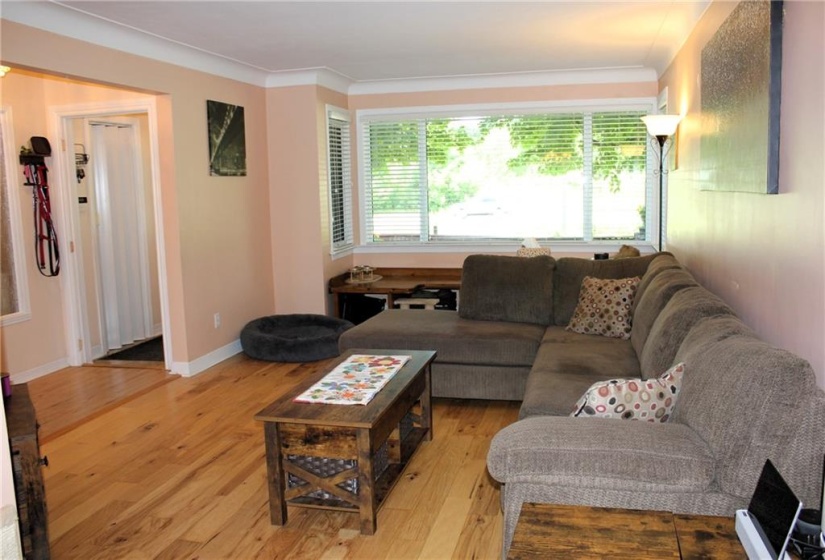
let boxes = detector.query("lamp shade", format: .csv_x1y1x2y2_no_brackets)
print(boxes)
641,114,682,137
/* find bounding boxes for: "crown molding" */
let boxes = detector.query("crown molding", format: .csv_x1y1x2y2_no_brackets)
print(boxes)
265,68,354,95
2,1,270,86
345,67,658,96
3,3,658,95
264,67,658,96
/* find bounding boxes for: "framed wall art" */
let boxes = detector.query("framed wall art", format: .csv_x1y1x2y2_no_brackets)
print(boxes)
207,100,247,177
699,0,783,194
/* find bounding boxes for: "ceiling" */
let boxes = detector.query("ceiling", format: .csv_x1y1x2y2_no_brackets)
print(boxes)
10,1,711,87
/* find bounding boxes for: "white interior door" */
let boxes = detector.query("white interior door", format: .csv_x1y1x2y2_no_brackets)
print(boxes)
89,120,153,351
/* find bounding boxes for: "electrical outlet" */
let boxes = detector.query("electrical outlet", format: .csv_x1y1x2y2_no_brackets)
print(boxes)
213,312,221,329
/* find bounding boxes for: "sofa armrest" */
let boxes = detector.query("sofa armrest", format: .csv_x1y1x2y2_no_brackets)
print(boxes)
487,416,715,493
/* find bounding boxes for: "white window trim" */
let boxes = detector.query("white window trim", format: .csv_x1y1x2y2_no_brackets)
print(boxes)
355,97,658,251
0,106,32,326
326,105,354,258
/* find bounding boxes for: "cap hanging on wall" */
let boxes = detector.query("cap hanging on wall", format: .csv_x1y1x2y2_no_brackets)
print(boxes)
30,136,51,156
20,136,52,165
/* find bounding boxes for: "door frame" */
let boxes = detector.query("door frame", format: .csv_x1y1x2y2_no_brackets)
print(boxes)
48,98,172,369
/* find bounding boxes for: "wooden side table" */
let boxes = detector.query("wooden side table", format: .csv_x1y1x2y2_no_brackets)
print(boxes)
507,503,743,560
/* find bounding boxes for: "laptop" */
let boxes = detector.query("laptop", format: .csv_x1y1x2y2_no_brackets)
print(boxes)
735,459,803,560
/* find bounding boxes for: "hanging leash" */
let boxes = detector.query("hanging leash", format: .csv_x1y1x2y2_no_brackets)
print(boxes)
21,137,60,277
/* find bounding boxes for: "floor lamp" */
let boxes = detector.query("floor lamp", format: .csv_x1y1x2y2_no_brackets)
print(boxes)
641,115,682,252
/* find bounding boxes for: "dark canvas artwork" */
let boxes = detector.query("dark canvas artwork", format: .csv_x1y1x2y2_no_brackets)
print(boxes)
207,100,247,176
700,0,783,194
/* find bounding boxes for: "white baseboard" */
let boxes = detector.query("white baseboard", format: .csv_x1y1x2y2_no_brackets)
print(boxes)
171,339,242,377
10,357,70,384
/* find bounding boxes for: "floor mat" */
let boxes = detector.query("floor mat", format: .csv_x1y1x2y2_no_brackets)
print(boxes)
104,336,164,361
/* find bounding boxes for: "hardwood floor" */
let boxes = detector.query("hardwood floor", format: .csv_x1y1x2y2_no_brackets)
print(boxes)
30,354,519,559
27,363,178,443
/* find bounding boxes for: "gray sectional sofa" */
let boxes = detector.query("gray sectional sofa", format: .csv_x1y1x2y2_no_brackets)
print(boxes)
338,253,825,556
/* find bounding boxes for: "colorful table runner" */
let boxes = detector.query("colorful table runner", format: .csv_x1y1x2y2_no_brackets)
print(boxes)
293,354,411,405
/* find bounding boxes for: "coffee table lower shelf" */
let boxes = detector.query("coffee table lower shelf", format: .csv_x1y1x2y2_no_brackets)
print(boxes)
281,423,428,514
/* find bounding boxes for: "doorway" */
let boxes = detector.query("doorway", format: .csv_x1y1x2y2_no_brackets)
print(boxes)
83,118,160,361
51,98,172,369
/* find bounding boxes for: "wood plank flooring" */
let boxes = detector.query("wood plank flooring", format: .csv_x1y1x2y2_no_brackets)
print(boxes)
30,354,520,559
27,363,178,443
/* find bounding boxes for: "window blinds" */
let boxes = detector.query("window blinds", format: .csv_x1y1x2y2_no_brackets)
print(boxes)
360,108,651,244
328,112,353,252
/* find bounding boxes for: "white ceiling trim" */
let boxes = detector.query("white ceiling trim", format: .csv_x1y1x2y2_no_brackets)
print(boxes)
263,66,658,96
3,2,658,96
265,68,355,95
346,67,658,96
2,1,270,86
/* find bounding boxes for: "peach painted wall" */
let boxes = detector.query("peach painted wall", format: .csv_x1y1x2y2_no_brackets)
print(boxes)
267,85,356,315
660,0,825,387
0,71,70,375
0,21,274,374
267,86,327,315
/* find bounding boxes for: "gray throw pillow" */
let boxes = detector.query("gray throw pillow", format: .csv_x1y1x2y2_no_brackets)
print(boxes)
459,254,555,325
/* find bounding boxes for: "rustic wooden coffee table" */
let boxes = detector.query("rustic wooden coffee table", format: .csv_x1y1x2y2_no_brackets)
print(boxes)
255,349,435,535
507,503,744,559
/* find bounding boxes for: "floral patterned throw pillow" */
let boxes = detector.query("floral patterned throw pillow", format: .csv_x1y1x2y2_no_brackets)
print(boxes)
571,362,685,422
566,276,640,339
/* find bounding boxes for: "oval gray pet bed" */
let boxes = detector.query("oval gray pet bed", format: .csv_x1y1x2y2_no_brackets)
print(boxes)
240,314,354,362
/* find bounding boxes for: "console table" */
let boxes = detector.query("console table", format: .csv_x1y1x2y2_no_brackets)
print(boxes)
507,503,743,559
328,267,461,318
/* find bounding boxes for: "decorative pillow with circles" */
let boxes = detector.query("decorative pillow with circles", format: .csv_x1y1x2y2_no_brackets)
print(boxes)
571,362,685,422
566,276,640,339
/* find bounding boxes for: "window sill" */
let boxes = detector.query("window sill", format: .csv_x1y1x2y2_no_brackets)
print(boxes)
330,246,355,260
354,241,658,256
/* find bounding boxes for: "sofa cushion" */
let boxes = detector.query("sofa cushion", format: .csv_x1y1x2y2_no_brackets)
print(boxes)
630,268,698,366
674,315,756,364
632,253,683,314
639,287,736,378
571,362,684,422
553,254,659,326
520,329,640,418
459,254,555,325
672,332,818,499
487,416,716,493
338,309,545,367
566,276,640,339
